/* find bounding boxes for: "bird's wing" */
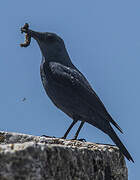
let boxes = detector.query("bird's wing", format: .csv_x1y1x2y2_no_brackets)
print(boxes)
48,62,122,133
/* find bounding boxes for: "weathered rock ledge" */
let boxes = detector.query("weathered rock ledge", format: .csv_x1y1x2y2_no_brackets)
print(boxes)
0,131,127,180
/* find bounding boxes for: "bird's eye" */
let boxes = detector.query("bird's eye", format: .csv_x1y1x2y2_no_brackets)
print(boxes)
47,34,55,41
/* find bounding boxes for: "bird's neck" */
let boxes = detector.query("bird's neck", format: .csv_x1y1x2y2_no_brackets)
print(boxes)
43,47,75,68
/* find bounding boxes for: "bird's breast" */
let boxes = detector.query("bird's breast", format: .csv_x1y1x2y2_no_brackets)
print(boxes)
40,60,59,103
40,60,48,89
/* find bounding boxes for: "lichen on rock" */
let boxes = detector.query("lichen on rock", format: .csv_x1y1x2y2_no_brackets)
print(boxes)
0,131,128,180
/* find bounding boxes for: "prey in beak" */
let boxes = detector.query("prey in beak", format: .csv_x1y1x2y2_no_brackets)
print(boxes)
20,23,31,47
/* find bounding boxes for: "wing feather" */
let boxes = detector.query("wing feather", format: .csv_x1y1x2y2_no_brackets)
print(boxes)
49,62,123,133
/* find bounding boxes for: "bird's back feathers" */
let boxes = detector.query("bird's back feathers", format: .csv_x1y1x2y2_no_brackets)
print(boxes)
49,62,122,132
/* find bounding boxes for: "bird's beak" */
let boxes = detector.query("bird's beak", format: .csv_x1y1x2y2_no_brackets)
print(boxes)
21,24,43,42
20,23,46,57
23,30,42,41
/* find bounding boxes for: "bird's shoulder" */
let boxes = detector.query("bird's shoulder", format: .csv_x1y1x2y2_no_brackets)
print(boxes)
49,61,77,77
48,62,93,90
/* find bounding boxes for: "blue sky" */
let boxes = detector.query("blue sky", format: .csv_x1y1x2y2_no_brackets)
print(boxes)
0,0,139,179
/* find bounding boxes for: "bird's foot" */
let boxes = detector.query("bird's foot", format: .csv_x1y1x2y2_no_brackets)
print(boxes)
77,138,86,142
60,135,86,142
67,137,86,142
72,138,86,142
41,135,56,138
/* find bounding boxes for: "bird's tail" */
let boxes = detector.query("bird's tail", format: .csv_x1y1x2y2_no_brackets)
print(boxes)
108,126,134,162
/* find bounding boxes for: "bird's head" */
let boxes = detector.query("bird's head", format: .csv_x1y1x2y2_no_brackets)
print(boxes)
21,24,69,62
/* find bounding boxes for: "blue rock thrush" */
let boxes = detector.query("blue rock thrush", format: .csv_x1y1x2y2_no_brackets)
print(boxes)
20,23,134,162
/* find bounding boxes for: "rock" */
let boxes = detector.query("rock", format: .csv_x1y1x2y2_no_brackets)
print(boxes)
0,131,128,180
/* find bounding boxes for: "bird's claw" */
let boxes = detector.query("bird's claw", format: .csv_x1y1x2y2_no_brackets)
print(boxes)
41,135,56,138
73,138,86,142
70,137,86,142
77,138,86,142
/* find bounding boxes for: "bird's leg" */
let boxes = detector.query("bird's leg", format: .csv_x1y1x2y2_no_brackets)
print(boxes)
62,120,78,139
73,121,85,141
20,23,31,47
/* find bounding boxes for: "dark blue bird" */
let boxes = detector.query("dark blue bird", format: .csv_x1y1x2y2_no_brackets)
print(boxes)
21,23,134,162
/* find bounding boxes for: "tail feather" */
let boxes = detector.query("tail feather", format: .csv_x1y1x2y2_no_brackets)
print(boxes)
108,127,134,162
106,113,123,134
108,117,123,133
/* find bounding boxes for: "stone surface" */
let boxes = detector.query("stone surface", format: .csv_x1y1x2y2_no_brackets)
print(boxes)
0,131,128,180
